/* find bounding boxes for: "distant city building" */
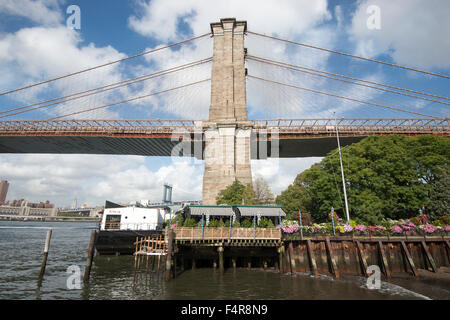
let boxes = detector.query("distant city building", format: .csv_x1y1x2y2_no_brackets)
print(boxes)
0,180,9,204
4,199,55,208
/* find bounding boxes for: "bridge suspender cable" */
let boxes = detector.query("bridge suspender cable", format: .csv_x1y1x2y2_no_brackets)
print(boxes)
0,32,211,96
0,58,212,119
247,55,450,106
47,78,211,120
248,75,442,119
247,31,450,80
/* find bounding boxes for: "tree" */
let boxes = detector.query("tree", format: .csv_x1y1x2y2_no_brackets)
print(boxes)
276,135,449,224
216,180,256,205
428,168,450,219
253,175,275,204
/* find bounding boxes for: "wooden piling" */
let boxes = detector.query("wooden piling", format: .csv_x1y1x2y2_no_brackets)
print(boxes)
288,242,296,275
232,258,236,271
38,229,52,285
325,237,339,278
83,229,97,283
306,240,318,278
165,229,174,281
278,246,284,273
400,241,418,277
355,240,369,277
421,241,437,273
378,241,391,279
134,236,138,268
218,245,224,275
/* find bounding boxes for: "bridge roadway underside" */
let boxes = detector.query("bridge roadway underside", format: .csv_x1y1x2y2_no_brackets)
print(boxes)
0,135,365,158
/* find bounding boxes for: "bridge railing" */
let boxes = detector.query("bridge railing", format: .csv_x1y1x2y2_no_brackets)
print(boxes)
0,118,448,135
0,119,200,134
252,118,449,134
173,227,281,240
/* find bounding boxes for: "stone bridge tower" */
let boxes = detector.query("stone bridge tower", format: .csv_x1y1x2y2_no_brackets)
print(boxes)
202,18,253,205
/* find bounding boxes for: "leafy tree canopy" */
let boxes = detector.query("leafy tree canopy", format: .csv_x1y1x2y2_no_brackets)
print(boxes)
276,135,449,224
216,180,256,205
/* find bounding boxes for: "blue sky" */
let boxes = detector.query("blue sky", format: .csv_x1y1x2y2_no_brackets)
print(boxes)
0,0,448,207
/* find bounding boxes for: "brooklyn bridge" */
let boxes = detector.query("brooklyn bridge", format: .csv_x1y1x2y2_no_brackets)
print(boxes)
0,18,448,204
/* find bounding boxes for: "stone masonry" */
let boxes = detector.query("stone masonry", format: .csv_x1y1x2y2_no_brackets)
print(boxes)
202,18,253,205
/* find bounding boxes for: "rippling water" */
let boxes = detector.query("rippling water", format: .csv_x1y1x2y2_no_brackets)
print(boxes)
1,221,448,300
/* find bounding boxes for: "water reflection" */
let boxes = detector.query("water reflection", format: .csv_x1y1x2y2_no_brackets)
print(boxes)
0,221,448,300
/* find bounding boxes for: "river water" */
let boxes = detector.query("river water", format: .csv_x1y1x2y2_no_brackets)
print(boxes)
0,221,449,300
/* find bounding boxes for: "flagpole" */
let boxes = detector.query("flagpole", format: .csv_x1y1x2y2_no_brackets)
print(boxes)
335,112,350,223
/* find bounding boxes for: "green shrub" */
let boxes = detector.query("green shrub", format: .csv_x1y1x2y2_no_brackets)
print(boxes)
232,220,240,227
183,218,197,227
208,219,220,227
258,217,276,228
240,219,252,228
175,214,184,226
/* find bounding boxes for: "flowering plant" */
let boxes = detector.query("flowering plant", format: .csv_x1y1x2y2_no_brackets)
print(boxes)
353,224,367,235
343,224,353,233
281,220,300,234
410,214,428,225
419,224,437,234
368,225,386,235
446,225,450,232
390,225,403,234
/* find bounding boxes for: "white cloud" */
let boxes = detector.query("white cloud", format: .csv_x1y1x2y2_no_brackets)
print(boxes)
348,0,450,69
0,153,320,206
0,154,204,207
0,0,64,26
0,26,129,119
128,0,331,41
252,158,322,196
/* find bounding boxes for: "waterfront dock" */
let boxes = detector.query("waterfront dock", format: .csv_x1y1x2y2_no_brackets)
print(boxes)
128,227,450,281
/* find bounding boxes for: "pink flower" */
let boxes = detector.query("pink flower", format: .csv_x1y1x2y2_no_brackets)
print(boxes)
422,224,437,234
390,225,403,234
445,225,450,232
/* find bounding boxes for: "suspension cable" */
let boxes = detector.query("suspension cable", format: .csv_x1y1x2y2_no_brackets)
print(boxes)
0,58,212,118
0,32,211,96
247,55,450,106
247,31,450,80
48,78,211,120
248,74,442,119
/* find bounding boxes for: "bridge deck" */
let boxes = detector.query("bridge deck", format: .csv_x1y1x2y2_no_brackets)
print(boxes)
0,119,448,157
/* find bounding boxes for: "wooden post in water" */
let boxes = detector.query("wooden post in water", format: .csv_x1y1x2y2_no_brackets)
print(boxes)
232,258,236,271
378,241,391,279
306,240,318,278
400,241,418,276
165,229,174,281
134,236,138,268
288,242,296,275
83,230,97,283
278,246,285,273
38,229,52,285
355,240,369,277
421,241,437,273
325,237,339,279
218,245,224,275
